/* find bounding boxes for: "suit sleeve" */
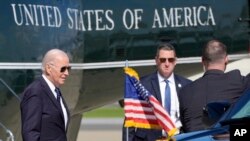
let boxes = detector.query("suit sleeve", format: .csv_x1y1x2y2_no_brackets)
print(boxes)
178,86,191,132
21,90,42,141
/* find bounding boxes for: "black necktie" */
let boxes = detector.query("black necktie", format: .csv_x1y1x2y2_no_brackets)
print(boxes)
165,80,171,115
55,87,67,128
55,87,62,104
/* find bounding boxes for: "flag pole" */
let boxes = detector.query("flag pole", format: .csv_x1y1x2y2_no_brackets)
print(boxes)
125,60,129,141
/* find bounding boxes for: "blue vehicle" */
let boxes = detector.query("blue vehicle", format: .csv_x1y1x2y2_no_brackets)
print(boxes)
175,88,250,141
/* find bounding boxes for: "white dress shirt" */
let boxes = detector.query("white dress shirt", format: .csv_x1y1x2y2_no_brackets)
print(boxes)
42,74,68,129
157,72,182,134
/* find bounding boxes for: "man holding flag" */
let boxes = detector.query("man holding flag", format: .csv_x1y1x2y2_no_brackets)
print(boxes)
122,43,191,141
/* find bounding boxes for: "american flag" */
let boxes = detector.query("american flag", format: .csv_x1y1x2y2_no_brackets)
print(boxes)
123,67,177,138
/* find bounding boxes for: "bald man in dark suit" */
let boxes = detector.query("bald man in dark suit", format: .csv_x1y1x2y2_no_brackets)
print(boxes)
179,40,249,132
21,49,71,141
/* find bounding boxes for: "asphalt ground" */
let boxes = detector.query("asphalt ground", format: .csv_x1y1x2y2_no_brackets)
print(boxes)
77,118,123,141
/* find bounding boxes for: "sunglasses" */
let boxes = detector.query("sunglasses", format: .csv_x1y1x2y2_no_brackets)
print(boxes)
159,58,176,63
60,66,71,73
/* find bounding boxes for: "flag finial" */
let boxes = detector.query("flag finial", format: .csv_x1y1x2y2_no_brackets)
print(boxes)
125,60,129,67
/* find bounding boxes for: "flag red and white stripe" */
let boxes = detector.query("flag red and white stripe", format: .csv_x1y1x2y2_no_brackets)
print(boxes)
123,67,177,137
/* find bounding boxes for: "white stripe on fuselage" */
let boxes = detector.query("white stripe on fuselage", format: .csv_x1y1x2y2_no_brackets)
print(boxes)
0,54,248,70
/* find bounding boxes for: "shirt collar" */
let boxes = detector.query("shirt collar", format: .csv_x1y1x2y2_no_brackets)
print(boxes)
157,72,174,84
42,74,56,93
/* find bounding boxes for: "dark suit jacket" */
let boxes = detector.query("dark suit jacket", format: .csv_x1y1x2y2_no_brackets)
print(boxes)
122,72,191,141
20,76,70,141
179,69,249,132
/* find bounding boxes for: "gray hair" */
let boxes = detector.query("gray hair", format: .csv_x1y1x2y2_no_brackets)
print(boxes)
41,49,68,72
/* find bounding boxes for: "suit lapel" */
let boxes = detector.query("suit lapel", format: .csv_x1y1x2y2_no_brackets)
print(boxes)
40,77,65,120
151,72,162,103
174,75,182,93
